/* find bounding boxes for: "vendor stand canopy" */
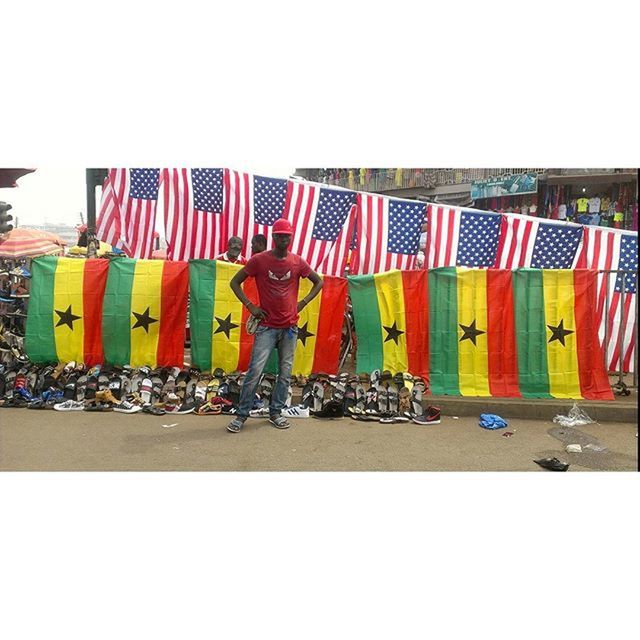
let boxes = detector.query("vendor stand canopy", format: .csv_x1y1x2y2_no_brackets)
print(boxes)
0,227,67,258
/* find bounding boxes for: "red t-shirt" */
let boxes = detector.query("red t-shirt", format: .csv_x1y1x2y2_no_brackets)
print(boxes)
244,251,312,328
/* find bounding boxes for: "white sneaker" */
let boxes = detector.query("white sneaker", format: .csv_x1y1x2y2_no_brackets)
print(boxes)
53,400,85,411
282,405,309,419
249,407,270,418
114,400,142,414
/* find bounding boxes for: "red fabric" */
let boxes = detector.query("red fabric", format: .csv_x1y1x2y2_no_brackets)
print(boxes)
157,261,189,366
486,270,520,397
312,276,347,374
238,277,260,371
402,270,429,381
82,260,109,365
573,270,614,400
244,251,312,328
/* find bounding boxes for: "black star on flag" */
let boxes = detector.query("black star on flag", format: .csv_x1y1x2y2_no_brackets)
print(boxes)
459,319,486,346
297,322,315,346
547,319,574,346
214,313,239,339
55,305,82,330
132,307,158,333
383,321,404,345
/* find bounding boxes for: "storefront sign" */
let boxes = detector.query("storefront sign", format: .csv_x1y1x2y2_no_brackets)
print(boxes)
471,173,538,199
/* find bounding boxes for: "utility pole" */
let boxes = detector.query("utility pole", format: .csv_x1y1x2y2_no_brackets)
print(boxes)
85,169,108,258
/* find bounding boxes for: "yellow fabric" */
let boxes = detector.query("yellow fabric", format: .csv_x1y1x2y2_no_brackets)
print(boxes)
211,262,244,372
576,198,589,213
53,258,85,364
359,168,366,186
129,260,163,367
542,270,581,399
456,268,490,396
395,168,403,187
348,170,355,190
613,211,624,222
292,278,322,375
68,241,112,257
373,269,408,374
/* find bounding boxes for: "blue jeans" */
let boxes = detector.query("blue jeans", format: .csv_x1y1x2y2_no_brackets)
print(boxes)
236,325,298,419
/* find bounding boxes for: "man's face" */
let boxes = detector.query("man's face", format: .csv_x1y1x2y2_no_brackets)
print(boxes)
251,239,265,254
272,233,291,250
227,241,242,260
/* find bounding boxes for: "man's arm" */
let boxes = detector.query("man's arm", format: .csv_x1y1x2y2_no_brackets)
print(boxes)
297,270,323,313
230,268,267,320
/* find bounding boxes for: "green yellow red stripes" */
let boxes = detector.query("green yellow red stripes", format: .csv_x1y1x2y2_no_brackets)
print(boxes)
512,269,551,397
349,270,428,377
25,256,108,365
102,258,188,367
189,260,258,373
486,270,519,397
512,269,613,400
428,268,460,394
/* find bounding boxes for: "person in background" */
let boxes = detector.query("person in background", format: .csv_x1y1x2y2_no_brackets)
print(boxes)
251,234,267,255
216,236,246,264
225,218,323,433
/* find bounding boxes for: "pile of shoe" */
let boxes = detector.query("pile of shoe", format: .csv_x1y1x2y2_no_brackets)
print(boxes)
298,369,440,425
0,260,30,368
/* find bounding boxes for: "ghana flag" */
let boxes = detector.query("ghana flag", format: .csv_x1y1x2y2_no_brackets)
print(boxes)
348,270,429,379
102,258,189,367
428,268,520,397
189,260,258,372
26,256,109,365
512,268,612,400
189,260,348,375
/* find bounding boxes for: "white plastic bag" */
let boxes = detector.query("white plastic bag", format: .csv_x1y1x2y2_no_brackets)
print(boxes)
552,402,596,428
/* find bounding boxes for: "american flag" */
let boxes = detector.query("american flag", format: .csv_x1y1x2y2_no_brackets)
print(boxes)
494,213,583,269
96,168,161,258
224,170,288,260
351,193,425,274
316,203,357,276
426,205,501,268
162,168,225,260
284,180,356,274
575,227,637,373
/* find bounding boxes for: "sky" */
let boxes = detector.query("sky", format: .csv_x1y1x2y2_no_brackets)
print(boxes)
0,167,295,229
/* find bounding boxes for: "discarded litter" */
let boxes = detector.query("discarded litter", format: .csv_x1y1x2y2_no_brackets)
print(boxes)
584,443,607,452
566,444,582,453
502,431,515,437
479,413,508,429
553,402,596,428
534,457,570,472
452,416,459,420
162,423,179,428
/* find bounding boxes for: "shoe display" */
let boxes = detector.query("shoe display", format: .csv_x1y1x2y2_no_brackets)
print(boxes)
53,400,85,411
113,400,142,414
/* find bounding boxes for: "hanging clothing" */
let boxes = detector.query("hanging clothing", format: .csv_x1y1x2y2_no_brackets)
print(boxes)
395,168,403,187
348,169,355,190
359,168,366,186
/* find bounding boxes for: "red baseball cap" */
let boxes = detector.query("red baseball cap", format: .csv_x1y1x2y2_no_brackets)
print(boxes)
272,218,293,234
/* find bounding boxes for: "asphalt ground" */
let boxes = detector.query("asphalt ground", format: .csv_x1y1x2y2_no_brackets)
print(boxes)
0,408,637,471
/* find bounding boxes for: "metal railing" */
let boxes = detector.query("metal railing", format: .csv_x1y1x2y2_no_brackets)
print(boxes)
311,168,547,192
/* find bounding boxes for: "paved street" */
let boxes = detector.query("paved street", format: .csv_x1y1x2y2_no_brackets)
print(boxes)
0,408,636,471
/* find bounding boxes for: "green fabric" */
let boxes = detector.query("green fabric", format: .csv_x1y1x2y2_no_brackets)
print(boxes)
512,269,552,398
102,258,136,366
25,256,58,363
348,275,383,373
188,260,215,371
428,268,460,395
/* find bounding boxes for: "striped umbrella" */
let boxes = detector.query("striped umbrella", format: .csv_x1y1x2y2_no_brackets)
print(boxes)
0,227,67,258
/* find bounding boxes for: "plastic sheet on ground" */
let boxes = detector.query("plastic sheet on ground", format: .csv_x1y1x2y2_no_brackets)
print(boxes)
552,402,596,427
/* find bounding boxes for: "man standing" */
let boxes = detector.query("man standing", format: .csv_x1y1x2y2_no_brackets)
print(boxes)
226,219,323,432
250,233,267,255
216,236,247,264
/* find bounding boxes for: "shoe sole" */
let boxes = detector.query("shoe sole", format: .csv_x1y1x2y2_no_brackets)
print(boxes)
269,419,290,429
412,418,440,425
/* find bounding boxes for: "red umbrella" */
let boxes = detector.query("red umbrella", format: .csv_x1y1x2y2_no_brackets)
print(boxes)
0,227,66,258
0,169,36,188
